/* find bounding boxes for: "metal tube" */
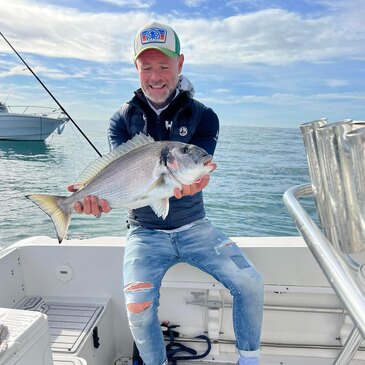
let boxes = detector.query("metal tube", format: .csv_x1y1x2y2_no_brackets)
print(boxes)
163,336,365,352
333,326,363,365
300,119,336,241
346,127,365,250
332,122,365,253
314,122,346,248
188,300,345,314
264,305,344,314
283,184,365,339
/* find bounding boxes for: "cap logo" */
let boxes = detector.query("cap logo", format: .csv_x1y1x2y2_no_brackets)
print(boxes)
141,28,167,44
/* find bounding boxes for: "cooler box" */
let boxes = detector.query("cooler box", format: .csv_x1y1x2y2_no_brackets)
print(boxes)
0,308,53,365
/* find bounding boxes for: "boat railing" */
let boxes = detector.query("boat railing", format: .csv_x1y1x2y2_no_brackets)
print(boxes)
283,184,365,365
283,118,365,365
6,105,69,121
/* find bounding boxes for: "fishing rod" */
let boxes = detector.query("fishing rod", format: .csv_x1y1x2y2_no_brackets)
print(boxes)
0,32,102,157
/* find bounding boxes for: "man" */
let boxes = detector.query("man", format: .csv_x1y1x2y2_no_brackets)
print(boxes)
71,21,263,365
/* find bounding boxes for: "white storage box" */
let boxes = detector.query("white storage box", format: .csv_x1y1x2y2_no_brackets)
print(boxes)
0,308,53,365
15,296,111,365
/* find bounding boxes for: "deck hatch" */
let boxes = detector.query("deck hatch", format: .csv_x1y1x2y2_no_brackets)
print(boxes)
16,296,103,353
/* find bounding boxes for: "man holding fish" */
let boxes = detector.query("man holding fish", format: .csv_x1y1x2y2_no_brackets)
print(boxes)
71,22,264,365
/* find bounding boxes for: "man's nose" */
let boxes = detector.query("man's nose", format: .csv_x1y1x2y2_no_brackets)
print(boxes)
150,68,163,81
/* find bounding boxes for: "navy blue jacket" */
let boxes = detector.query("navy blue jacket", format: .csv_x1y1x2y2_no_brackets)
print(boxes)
108,88,219,229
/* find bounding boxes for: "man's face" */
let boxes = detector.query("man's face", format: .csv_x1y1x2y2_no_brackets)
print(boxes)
135,49,184,108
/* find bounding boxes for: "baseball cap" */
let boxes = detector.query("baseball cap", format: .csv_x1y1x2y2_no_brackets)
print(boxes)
134,21,181,61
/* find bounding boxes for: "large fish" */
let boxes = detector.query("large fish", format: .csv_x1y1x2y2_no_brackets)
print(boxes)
26,134,215,243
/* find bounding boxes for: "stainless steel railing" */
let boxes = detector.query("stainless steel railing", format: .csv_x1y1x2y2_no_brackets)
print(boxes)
283,184,365,365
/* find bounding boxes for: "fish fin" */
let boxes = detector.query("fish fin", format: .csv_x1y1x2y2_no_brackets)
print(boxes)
26,194,71,243
74,134,155,190
150,199,170,219
137,175,166,201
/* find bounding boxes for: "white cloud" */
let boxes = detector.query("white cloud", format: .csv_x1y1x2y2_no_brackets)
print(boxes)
0,62,90,80
177,7,365,65
200,91,365,106
325,79,350,88
0,0,149,63
183,0,209,8
226,0,265,11
97,0,155,9
0,0,364,67
212,88,232,94
0,65,32,77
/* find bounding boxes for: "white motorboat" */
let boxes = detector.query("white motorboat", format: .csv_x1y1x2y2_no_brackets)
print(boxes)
0,102,68,141
0,119,364,365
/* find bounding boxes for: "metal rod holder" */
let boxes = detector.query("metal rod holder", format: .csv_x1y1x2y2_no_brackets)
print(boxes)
300,120,365,255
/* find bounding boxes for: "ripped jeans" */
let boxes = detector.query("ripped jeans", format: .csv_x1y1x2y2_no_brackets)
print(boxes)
123,218,264,365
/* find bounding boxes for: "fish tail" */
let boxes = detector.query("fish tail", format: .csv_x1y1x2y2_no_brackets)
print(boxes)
26,194,71,243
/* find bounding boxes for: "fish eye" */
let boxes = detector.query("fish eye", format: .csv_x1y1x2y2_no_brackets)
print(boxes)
182,146,189,154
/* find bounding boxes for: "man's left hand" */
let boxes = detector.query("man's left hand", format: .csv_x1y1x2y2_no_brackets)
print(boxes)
173,163,216,199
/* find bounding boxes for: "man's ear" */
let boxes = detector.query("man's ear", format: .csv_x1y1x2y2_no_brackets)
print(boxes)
177,54,184,74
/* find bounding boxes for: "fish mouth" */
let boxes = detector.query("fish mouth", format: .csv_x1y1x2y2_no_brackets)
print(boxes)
201,155,214,169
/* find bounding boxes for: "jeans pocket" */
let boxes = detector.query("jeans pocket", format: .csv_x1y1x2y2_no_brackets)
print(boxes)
127,225,144,239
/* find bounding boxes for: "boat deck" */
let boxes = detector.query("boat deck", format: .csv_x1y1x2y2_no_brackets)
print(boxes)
1,236,365,365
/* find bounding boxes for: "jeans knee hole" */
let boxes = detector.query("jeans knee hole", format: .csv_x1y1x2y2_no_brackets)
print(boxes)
127,301,153,314
124,281,154,292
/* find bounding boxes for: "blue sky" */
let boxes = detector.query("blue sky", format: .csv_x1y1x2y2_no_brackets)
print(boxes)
0,0,364,128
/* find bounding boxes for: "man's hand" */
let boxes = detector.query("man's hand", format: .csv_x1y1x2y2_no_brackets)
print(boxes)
67,185,112,217
173,163,217,199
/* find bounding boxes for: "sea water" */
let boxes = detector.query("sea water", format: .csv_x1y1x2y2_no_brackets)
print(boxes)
0,121,315,249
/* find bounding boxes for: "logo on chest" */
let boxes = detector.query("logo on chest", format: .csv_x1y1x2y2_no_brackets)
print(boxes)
179,126,188,137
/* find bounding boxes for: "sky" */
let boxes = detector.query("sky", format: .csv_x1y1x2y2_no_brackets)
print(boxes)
0,0,364,128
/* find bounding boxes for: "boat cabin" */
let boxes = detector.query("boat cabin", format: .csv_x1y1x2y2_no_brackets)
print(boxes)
0,102,9,113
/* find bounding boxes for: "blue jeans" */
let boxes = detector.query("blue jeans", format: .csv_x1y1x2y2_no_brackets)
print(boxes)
123,218,264,365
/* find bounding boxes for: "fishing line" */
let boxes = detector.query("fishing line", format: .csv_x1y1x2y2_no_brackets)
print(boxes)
5,85,14,103
0,32,102,157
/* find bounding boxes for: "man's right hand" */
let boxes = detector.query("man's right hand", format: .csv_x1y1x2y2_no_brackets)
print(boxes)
67,185,112,217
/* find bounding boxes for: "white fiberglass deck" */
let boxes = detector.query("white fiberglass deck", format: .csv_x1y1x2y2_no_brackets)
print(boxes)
1,236,365,364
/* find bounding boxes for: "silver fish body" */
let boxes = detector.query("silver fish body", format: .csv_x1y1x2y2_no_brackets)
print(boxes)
26,134,214,243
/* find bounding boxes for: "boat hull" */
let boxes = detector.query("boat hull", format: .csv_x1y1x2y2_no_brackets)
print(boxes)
0,113,66,141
